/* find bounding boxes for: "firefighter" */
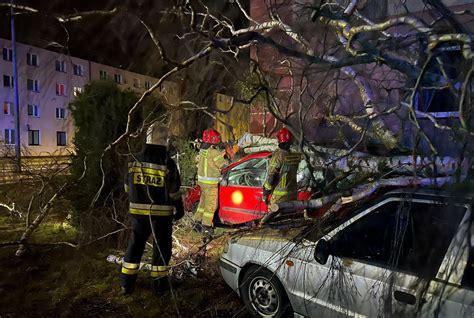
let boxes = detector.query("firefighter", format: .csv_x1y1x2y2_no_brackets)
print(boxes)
120,122,184,295
262,127,301,214
194,128,228,238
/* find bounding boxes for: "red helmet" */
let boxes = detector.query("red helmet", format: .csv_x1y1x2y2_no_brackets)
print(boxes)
202,128,221,145
277,127,292,143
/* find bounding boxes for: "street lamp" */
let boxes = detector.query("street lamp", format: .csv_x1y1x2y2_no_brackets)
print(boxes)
10,0,21,172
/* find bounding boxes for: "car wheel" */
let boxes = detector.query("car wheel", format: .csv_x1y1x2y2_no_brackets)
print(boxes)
240,266,292,318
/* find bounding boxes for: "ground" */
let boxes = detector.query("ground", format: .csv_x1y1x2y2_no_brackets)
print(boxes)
0,183,249,318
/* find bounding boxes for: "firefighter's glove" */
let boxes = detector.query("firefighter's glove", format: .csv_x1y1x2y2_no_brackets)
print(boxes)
225,144,236,160
173,201,184,221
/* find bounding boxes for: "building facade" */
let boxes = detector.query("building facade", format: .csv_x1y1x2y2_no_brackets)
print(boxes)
0,38,180,157
247,0,474,155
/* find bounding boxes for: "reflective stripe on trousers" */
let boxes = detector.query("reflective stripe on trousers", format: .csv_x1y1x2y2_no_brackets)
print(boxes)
270,192,297,206
129,202,174,216
151,265,168,278
197,175,220,185
195,182,218,226
121,261,139,275
120,216,173,289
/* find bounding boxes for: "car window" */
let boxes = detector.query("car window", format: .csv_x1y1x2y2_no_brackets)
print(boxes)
331,200,466,278
227,158,267,187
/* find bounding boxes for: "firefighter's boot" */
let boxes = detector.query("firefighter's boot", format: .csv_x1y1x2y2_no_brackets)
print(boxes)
202,226,214,243
151,277,170,295
120,286,133,296
192,221,204,233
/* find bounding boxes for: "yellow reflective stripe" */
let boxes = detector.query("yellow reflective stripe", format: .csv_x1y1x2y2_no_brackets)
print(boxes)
198,176,220,181
151,271,168,278
280,175,287,188
129,208,174,216
213,155,224,162
202,211,214,226
121,267,139,275
150,265,168,278
204,156,208,177
273,190,289,196
130,203,174,210
128,162,167,171
263,183,272,190
122,261,139,269
124,184,130,193
129,167,166,176
284,154,301,164
198,179,219,185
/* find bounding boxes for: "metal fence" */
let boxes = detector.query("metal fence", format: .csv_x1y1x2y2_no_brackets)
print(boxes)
0,156,72,184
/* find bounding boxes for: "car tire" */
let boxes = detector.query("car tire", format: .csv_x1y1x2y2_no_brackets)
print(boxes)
240,266,293,318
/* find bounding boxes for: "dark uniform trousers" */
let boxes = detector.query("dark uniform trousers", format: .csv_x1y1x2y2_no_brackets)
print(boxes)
120,144,183,290
120,215,173,288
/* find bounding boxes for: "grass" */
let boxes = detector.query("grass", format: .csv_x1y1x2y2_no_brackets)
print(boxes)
0,204,245,317
0,179,248,317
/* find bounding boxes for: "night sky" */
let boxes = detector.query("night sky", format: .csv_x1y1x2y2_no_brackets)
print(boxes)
0,0,248,76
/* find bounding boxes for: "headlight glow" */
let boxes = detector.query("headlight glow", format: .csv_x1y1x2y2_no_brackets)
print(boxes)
231,190,244,205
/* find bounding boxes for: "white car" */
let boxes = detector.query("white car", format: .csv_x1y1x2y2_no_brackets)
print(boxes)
219,188,474,317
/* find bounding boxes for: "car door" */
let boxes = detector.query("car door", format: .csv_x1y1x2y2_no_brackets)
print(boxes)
382,199,469,317
289,197,469,317
405,201,474,317
218,157,268,224
294,199,402,317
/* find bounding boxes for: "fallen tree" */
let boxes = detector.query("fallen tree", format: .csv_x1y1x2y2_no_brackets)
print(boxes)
236,132,472,225
263,175,461,225
237,133,471,178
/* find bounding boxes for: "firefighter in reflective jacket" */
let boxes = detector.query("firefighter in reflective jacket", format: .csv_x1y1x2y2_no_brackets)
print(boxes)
120,123,184,295
262,127,301,208
194,128,228,236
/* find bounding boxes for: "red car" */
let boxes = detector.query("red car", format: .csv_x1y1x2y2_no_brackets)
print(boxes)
184,152,311,225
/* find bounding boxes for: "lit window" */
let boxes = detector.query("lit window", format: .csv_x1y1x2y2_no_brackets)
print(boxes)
3,102,13,115
4,129,15,145
2,48,12,61
145,81,151,89
56,83,66,96
3,75,13,88
57,131,67,146
27,79,40,92
27,104,40,117
73,64,84,76
114,74,123,84
99,70,108,80
26,53,38,66
56,107,66,119
55,60,66,72
133,78,141,88
28,129,40,146
73,87,83,97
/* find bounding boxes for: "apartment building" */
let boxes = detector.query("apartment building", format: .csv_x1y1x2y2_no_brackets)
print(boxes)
247,0,474,154
0,38,180,157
